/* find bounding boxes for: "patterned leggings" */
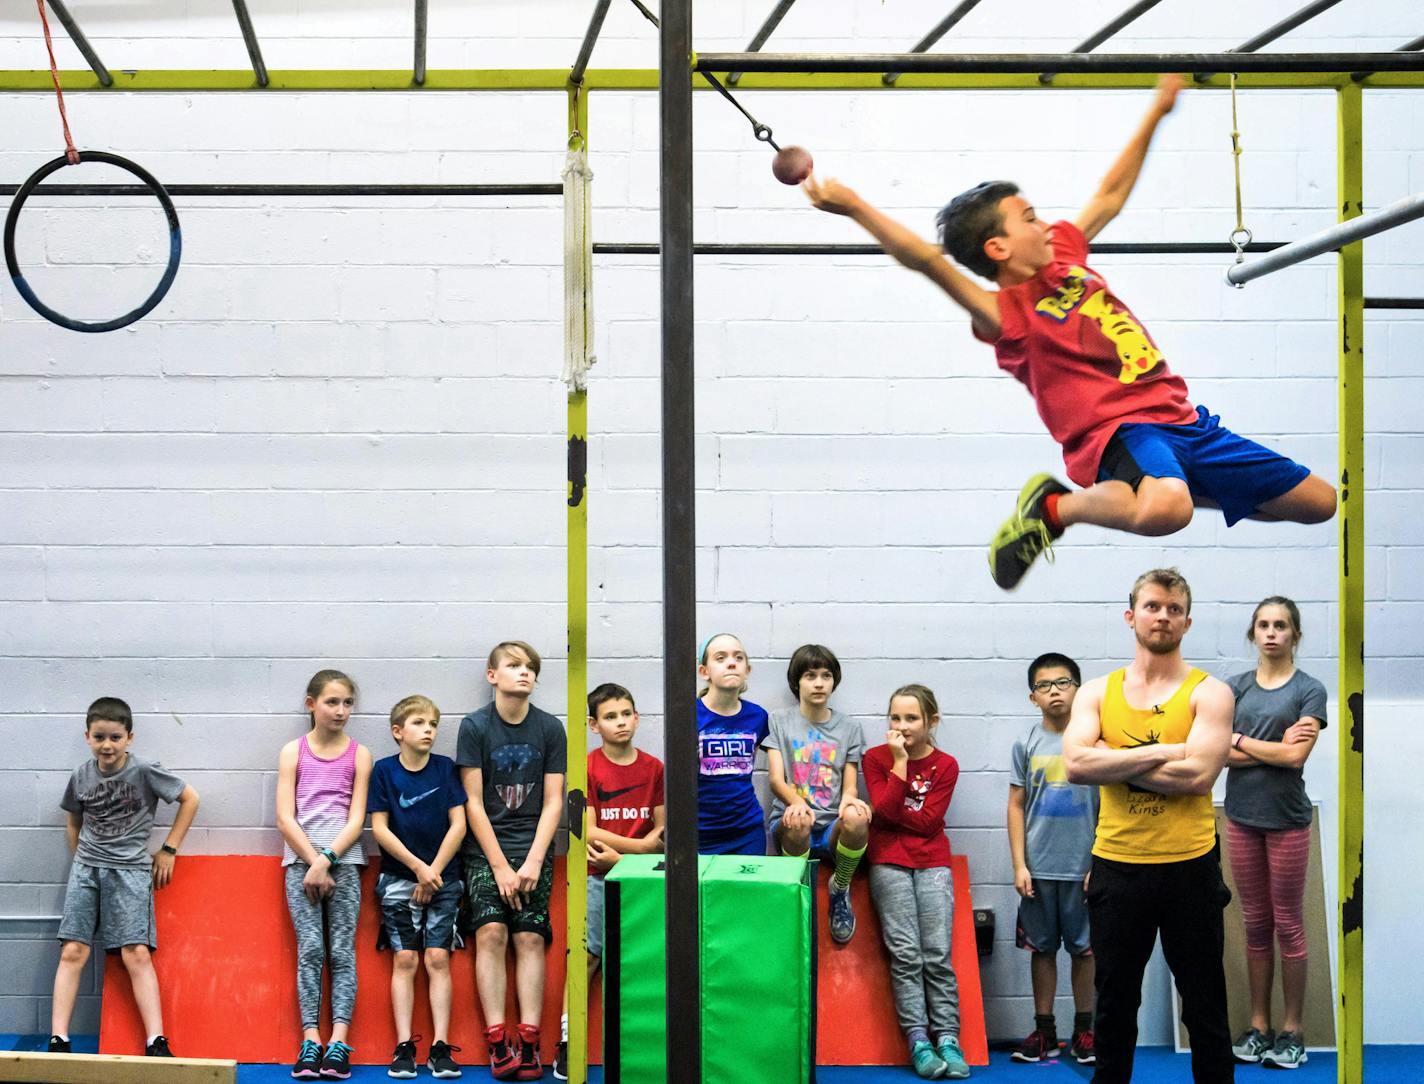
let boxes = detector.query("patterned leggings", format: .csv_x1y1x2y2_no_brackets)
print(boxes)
284,862,362,1029
1226,819,1311,960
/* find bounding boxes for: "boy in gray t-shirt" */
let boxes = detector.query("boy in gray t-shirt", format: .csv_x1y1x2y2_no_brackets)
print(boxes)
50,697,200,1058
1008,654,1100,1065
761,644,870,944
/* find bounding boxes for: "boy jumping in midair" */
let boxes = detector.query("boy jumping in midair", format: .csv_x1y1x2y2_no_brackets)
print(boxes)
805,75,1336,590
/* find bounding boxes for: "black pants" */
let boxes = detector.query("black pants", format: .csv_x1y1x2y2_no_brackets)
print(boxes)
1088,846,1234,1084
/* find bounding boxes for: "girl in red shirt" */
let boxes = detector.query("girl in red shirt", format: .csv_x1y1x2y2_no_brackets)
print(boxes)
863,684,968,1080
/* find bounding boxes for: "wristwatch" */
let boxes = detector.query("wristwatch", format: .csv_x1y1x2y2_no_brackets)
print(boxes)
160,844,178,856
320,847,340,866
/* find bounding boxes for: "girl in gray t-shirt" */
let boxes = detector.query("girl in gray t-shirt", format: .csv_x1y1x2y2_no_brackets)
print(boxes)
1223,597,1327,1070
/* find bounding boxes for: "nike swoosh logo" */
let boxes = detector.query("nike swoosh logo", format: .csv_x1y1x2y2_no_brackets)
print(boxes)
398,787,440,809
595,783,641,803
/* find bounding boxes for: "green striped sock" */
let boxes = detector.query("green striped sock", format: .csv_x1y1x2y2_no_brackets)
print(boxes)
831,839,866,888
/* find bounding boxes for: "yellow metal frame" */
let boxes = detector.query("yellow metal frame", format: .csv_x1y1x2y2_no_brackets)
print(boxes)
0,61,1391,1084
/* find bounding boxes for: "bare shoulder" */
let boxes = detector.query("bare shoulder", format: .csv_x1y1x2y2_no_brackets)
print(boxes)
278,738,301,764
1191,674,1235,712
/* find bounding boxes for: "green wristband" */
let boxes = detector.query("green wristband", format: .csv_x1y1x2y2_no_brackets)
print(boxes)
320,847,339,866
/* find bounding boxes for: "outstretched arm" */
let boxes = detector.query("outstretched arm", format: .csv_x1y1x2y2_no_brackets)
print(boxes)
1075,75,1183,241
804,175,1001,340
1063,676,1181,784
1129,677,1233,795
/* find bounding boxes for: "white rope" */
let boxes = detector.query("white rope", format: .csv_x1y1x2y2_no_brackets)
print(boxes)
562,145,595,391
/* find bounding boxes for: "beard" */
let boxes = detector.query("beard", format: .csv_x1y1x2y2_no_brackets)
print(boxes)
1136,628,1183,655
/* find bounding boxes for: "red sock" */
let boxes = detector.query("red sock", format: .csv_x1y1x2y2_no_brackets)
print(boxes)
1044,492,1066,536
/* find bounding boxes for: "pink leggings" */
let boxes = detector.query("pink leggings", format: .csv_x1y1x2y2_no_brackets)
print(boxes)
1226,819,1311,960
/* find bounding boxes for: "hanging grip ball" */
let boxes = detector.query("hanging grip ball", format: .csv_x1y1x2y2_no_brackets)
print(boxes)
4,150,182,333
772,145,814,186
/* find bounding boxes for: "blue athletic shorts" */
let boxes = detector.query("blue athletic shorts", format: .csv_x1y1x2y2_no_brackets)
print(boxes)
376,872,463,952
1016,878,1091,956
1097,405,1310,527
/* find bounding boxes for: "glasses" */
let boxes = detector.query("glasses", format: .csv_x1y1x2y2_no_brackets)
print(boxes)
1032,678,1080,693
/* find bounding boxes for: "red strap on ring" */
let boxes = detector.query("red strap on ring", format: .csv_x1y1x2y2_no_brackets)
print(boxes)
35,0,80,165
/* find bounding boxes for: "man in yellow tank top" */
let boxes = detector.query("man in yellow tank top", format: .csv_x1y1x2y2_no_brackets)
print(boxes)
1063,568,1235,1083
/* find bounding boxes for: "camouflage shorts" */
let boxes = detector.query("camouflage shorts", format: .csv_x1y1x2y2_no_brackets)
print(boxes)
463,853,554,942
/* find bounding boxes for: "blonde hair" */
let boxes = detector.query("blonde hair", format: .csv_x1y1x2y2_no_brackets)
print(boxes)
888,684,941,746
390,694,440,736
1129,567,1192,613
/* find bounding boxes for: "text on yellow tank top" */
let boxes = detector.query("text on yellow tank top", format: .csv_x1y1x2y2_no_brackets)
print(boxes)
1094,666,1215,864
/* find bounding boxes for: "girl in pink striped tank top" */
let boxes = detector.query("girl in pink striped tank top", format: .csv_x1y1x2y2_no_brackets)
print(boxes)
275,669,373,1081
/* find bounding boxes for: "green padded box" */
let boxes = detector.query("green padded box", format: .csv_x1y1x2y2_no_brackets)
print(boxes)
605,854,815,1084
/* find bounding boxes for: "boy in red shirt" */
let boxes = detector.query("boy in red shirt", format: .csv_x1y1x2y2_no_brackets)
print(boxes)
805,75,1336,590
553,683,665,1080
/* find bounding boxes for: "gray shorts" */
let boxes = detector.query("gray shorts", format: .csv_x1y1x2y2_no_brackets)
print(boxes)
375,873,463,952
58,861,156,951
586,874,606,958
1016,877,1092,956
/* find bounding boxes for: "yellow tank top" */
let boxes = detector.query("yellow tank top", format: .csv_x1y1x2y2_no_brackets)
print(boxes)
1093,666,1216,864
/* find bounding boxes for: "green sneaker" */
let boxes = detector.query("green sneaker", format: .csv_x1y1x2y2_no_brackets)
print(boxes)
910,1039,948,1079
1261,1030,1307,1069
1232,1026,1274,1063
936,1035,970,1079
988,473,1069,590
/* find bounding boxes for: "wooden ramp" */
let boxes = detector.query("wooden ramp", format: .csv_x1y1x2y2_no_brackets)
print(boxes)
0,1050,235,1083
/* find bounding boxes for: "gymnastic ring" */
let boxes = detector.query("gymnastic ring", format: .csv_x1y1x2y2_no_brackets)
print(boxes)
3,150,182,333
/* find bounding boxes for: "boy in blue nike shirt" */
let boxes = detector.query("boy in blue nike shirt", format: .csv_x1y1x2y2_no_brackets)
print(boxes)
368,694,467,1080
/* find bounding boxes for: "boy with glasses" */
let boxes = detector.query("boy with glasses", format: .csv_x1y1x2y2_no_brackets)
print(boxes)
1008,654,1099,1065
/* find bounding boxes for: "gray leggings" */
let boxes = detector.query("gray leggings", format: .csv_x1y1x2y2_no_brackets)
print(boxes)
869,863,961,1038
284,862,361,1030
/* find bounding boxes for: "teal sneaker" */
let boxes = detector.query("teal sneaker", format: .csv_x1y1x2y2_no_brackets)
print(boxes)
1261,1030,1307,1069
910,1039,948,1079
937,1035,970,1079
1232,1027,1274,1063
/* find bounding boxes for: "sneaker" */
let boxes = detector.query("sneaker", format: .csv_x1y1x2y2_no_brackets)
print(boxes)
428,1039,463,1079
319,1040,354,1080
47,1036,71,1054
552,1041,568,1080
1232,1027,1275,1064
388,1038,418,1079
1010,1029,1059,1063
988,473,1069,590
910,1039,948,1079
292,1039,324,1079
827,881,857,944
146,1036,175,1057
487,1026,520,1081
515,1023,543,1080
937,1035,970,1079
1261,1030,1308,1069
1070,1028,1096,1065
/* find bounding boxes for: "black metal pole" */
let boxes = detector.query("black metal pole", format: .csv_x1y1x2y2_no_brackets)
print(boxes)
1365,297,1424,309
0,183,563,197
230,0,269,88
660,0,700,1080
1195,0,1344,81
571,0,615,86
593,240,1285,256
43,0,112,88
883,0,984,86
1401,34,1424,52
729,0,799,85
414,0,428,86
1040,0,1163,84
699,51,1424,74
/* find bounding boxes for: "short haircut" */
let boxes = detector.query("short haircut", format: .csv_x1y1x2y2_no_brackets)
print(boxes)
1129,567,1192,614
786,643,842,696
390,694,439,733
1028,652,1082,688
588,682,636,717
936,180,1021,280
488,640,541,677
86,696,133,733
1247,596,1303,645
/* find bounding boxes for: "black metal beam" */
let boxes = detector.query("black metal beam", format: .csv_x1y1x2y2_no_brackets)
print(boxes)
414,0,428,86
0,183,562,197
231,0,269,88
1040,0,1164,84
1195,0,1344,81
1365,297,1424,309
729,0,799,85
571,0,615,86
883,0,985,86
698,51,1424,74
594,240,1285,256
1401,34,1424,52
660,4,700,1084
43,0,111,88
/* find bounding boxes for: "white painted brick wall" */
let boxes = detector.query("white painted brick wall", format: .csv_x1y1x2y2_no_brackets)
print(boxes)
1,0,1421,1045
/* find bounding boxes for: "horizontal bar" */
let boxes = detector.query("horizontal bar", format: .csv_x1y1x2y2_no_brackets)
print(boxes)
699,51,1424,74
595,240,1286,256
45,0,112,88
1365,297,1424,309
4,69,1424,92
0,182,562,197
1227,191,1424,285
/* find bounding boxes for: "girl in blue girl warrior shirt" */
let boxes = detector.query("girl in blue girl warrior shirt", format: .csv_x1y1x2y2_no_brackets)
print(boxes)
695,633,769,856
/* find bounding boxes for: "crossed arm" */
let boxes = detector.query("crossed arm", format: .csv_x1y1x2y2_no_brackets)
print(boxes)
1227,717,1322,770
